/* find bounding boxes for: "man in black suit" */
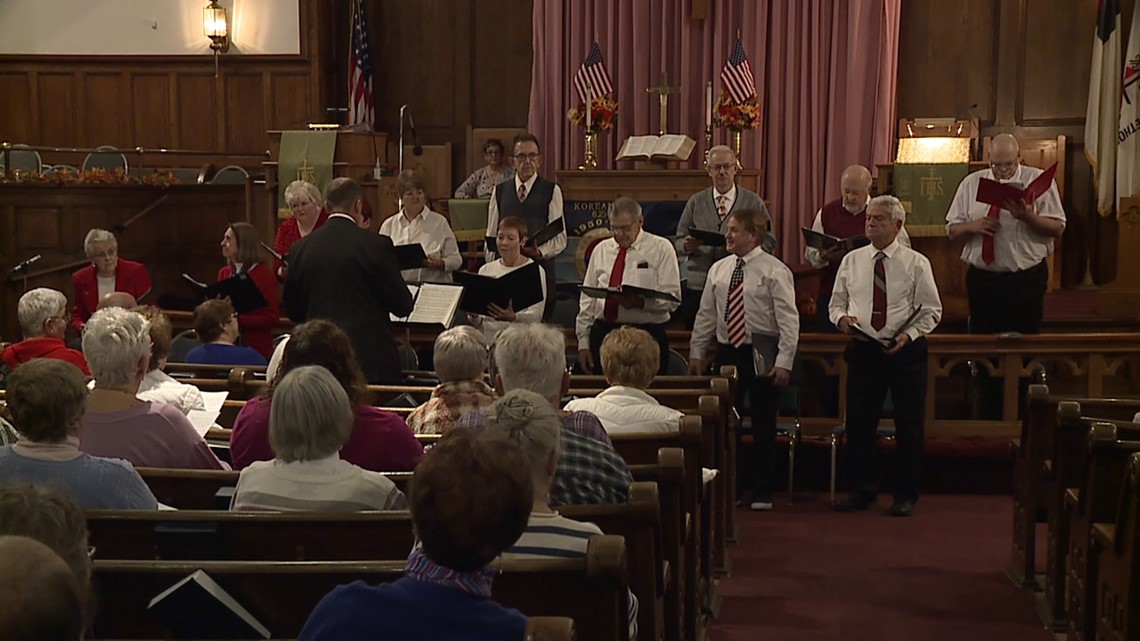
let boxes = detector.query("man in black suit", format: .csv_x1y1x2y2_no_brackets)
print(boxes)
284,178,413,384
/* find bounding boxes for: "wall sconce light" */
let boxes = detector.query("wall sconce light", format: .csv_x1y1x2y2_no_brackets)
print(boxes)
203,0,230,78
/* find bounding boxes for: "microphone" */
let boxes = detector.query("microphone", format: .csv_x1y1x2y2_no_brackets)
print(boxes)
10,254,41,273
408,111,424,156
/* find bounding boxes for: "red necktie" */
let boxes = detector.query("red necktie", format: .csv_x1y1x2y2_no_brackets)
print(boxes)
981,204,1000,265
603,246,628,321
871,251,887,331
725,258,747,347
518,184,528,202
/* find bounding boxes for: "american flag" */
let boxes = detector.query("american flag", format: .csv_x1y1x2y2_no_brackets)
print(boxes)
573,42,614,104
720,38,757,104
348,0,375,126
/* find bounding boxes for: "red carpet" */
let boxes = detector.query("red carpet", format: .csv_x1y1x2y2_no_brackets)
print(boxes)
708,495,1051,641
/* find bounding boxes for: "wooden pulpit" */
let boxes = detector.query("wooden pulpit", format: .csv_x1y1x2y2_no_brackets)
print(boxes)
1097,195,1140,318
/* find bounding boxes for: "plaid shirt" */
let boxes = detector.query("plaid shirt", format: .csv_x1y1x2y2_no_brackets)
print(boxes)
406,381,497,435
457,410,632,506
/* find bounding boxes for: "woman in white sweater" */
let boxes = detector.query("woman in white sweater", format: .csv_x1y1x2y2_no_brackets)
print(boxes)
469,216,547,342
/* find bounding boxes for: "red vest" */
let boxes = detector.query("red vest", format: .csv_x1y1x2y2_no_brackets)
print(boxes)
818,199,868,296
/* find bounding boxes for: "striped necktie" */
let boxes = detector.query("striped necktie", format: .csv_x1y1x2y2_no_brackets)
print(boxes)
518,183,527,202
871,251,887,331
725,257,747,347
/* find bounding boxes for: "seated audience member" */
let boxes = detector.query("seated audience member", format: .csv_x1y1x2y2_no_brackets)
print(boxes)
70,228,151,333
80,307,228,470
0,484,93,607
564,326,682,434
469,216,547,342
0,360,157,510
491,389,639,641
1,288,90,375
185,299,269,367
457,323,632,506
232,366,407,512
95,291,137,311
298,429,532,641
455,138,515,199
407,326,496,435
0,419,16,446
218,222,280,358
134,306,205,415
275,180,330,278
379,169,461,284
230,319,423,471
0,535,85,641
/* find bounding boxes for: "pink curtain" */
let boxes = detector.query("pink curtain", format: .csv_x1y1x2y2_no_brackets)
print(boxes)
529,0,900,264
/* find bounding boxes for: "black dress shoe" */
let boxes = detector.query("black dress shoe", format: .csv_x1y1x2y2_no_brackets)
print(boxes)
834,495,876,512
889,499,915,517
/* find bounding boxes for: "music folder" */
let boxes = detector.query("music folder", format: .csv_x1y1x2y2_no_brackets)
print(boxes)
686,227,726,247
751,332,781,377
182,272,267,315
526,217,566,248
453,262,544,315
393,243,428,271
147,569,271,639
801,228,871,254
259,242,287,266
975,161,1058,208
851,306,924,348
578,284,681,304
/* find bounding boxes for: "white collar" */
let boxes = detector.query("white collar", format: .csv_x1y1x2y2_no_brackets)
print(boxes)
327,212,357,224
515,174,539,193
713,185,737,202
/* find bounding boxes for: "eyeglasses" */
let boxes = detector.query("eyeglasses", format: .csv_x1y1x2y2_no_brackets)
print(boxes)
866,213,893,223
989,160,1017,172
709,163,735,173
90,249,117,260
514,153,541,161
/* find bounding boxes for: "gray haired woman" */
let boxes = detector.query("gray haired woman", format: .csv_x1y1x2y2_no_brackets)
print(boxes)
231,365,407,512
406,326,496,435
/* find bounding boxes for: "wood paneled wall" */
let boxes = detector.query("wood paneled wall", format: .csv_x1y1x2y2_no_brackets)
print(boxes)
897,0,1133,287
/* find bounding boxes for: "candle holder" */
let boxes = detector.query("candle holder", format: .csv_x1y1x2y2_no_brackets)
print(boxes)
704,126,714,164
730,129,743,165
581,131,598,170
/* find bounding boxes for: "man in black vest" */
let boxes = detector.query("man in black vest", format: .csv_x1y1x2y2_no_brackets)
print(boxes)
485,132,566,321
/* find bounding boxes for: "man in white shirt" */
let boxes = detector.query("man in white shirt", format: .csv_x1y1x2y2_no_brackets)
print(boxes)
577,197,681,375
945,133,1065,334
689,208,798,510
830,195,942,517
485,133,567,321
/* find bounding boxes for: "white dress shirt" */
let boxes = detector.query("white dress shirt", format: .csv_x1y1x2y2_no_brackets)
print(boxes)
828,239,943,342
690,246,799,370
804,198,911,268
378,207,461,284
484,174,567,261
576,230,682,349
944,164,1065,272
473,257,547,342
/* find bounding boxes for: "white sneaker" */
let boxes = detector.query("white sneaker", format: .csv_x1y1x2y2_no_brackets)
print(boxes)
750,501,773,511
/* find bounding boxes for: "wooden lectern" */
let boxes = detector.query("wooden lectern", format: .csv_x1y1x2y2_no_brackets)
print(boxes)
1097,195,1140,318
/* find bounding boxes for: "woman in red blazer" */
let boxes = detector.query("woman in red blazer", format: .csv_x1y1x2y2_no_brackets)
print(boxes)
70,229,152,333
219,222,280,359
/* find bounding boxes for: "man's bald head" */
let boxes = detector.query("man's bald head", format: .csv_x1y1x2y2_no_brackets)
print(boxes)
96,291,137,311
0,535,84,641
990,134,1021,180
840,165,873,213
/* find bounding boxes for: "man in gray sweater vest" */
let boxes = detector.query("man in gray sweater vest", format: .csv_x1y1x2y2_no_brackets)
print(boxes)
674,145,775,328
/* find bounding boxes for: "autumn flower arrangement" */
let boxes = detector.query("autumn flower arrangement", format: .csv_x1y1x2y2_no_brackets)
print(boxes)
567,95,619,134
712,90,762,131
1,167,181,186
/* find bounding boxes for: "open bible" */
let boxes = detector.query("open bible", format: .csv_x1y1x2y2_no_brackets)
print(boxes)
616,134,696,162
801,228,870,254
390,283,462,328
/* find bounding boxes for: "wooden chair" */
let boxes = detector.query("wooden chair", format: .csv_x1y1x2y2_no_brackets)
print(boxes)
210,165,250,184
82,145,129,173
1091,452,1140,641
466,125,528,177
91,535,627,641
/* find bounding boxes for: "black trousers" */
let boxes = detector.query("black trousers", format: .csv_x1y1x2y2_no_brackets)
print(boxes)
814,292,841,416
717,343,780,498
673,287,702,330
843,338,927,502
966,260,1048,334
589,320,671,376
538,258,557,322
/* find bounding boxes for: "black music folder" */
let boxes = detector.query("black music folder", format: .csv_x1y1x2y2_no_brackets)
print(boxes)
182,273,267,315
750,332,781,377
393,243,428,271
801,227,871,254
578,284,680,304
147,569,271,639
851,306,924,348
686,227,726,247
453,262,544,315
526,217,566,248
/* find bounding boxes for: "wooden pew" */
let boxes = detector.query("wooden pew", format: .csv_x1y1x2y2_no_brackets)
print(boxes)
1008,385,1140,591
137,467,413,510
628,448,686,641
91,535,629,641
1091,452,1140,641
1064,422,1140,641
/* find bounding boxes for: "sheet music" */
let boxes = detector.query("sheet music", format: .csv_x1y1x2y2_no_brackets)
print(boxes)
405,284,461,326
187,391,228,437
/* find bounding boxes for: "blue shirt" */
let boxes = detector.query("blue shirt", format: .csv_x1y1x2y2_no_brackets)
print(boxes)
298,575,527,641
0,446,158,510
186,343,268,367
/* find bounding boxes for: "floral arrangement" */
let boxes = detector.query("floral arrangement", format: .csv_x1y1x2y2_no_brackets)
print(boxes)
1,167,181,186
712,90,762,131
567,94,619,133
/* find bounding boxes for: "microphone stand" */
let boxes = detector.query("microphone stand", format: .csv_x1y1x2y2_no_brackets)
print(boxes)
398,104,408,175
9,254,42,293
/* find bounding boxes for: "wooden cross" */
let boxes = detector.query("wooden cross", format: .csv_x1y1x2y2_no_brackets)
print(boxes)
296,158,316,184
646,72,681,135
